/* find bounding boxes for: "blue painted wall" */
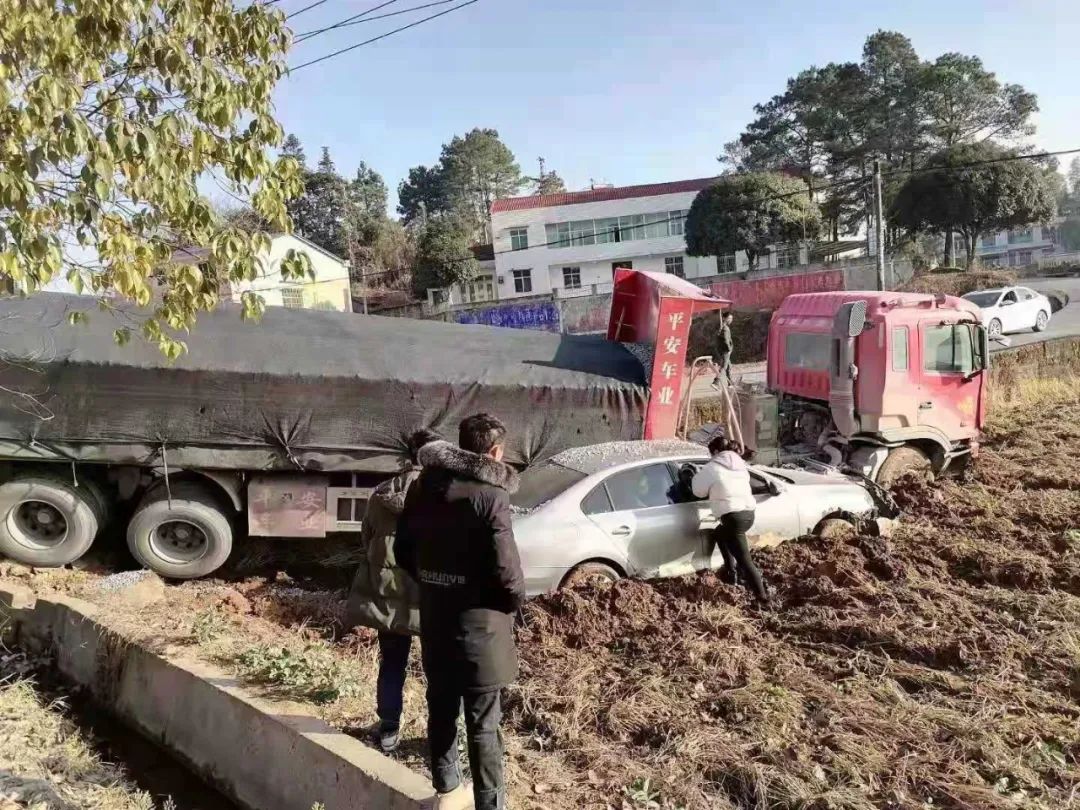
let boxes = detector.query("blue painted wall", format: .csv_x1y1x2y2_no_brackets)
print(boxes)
454,301,562,332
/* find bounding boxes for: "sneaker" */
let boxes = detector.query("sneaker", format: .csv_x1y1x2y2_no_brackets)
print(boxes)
432,783,473,810
379,725,401,754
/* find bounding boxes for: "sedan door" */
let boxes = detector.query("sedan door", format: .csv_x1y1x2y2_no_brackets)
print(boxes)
1016,287,1046,329
582,463,704,580
997,288,1023,332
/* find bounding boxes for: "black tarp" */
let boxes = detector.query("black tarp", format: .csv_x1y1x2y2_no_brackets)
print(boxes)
0,294,648,473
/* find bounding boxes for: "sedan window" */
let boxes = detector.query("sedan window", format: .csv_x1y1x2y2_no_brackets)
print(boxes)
963,291,1001,308
511,461,587,511
580,485,613,516
604,464,677,511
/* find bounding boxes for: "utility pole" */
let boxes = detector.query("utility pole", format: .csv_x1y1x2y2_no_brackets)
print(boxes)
873,160,886,291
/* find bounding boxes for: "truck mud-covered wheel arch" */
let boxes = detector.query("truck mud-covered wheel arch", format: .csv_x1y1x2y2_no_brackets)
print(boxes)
127,481,233,579
0,473,103,567
875,446,933,488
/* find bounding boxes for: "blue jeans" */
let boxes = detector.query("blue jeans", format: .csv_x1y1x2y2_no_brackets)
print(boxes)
376,631,412,731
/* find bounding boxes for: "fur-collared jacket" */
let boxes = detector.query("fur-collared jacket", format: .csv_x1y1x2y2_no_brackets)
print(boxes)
395,440,525,691
344,464,422,637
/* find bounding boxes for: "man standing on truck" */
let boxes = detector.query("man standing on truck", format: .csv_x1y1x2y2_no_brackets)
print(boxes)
344,428,442,754
395,413,524,810
714,310,735,386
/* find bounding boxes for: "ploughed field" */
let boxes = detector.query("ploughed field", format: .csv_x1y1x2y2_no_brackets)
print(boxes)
3,384,1078,810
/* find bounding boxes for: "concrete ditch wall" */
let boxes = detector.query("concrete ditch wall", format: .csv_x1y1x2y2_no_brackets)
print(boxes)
0,585,433,810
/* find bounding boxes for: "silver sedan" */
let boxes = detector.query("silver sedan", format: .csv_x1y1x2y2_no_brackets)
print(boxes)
511,440,882,596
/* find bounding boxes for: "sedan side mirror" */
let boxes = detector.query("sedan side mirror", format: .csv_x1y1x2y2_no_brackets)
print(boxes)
767,481,785,497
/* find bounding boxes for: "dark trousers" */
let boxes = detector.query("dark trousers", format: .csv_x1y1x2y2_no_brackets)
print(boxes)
426,674,505,810
376,631,412,731
714,510,767,600
715,351,733,384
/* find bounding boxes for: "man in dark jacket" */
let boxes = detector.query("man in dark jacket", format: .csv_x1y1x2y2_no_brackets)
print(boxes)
344,428,441,754
395,413,524,810
714,310,735,385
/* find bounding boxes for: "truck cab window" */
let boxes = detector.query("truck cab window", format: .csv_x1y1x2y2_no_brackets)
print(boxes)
784,332,831,370
891,327,909,371
924,325,975,374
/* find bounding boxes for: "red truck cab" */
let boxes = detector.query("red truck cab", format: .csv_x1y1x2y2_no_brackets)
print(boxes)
768,291,989,484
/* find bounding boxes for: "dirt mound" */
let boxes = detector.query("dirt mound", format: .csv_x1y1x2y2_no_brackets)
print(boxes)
508,394,1080,809
899,268,1017,298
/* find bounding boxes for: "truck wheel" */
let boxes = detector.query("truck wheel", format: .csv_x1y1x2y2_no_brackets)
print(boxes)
0,475,102,567
876,446,932,488
127,482,233,580
561,561,621,589
1034,310,1049,332
987,318,1003,339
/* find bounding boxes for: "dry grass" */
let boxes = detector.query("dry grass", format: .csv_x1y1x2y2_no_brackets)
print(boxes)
0,664,154,810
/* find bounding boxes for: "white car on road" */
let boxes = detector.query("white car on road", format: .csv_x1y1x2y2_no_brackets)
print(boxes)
510,440,891,596
962,286,1052,338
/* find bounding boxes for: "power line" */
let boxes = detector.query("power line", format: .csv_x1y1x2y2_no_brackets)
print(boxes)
285,0,330,20
288,0,479,72
295,0,457,44
294,0,399,43
883,147,1080,179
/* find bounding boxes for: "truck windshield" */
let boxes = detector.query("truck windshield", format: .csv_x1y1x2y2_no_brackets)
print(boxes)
511,461,587,511
924,324,976,374
962,292,1001,308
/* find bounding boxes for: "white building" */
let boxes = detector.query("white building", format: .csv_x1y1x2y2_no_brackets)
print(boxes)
488,178,811,301
174,233,353,312
976,221,1061,268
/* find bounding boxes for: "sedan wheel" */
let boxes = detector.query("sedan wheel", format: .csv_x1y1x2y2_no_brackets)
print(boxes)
987,318,1003,339
561,562,621,589
1034,310,1049,332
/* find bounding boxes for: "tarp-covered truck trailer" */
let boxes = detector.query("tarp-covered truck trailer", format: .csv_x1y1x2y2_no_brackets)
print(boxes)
0,275,726,578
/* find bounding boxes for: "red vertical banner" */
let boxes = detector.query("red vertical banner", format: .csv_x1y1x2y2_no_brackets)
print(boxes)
644,296,694,439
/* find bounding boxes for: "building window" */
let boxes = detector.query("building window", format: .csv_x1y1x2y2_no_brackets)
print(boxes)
774,244,800,269
1008,228,1033,244
717,254,736,274
281,287,304,309
892,327,909,372
981,233,998,248
1012,250,1033,267
544,210,688,249
562,266,582,289
509,228,528,251
512,269,532,294
612,261,632,276
462,278,495,303
664,256,685,278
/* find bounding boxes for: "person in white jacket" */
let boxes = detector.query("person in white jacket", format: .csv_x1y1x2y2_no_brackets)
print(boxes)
691,436,768,602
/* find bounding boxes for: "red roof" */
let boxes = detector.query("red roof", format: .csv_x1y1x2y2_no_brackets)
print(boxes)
491,177,719,213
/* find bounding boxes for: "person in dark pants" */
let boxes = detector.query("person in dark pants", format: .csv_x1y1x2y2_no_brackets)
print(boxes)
395,414,524,810
344,428,442,753
714,311,735,386
691,436,768,602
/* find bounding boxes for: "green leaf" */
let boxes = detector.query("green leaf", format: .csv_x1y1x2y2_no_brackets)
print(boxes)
67,311,88,326
113,327,132,346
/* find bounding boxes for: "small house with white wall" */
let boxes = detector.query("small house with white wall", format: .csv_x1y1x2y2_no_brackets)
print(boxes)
173,233,353,313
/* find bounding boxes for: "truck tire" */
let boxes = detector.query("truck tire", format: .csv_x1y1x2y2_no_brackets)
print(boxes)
127,482,233,580
0,474,102,567
1034,310,1049,332
561,561,621,590
876,446,932,488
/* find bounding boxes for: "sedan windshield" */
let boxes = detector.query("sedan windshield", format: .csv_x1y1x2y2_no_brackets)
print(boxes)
963,292,1001,308
511,461,587,511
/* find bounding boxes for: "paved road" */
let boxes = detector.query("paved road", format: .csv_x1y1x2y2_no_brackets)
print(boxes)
688,275,1080,399
995,276,1080,350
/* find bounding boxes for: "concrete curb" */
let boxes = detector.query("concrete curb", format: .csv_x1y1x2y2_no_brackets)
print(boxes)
0,584,434,810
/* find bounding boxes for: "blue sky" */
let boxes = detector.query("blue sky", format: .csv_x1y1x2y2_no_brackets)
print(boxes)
270,0,1079,211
